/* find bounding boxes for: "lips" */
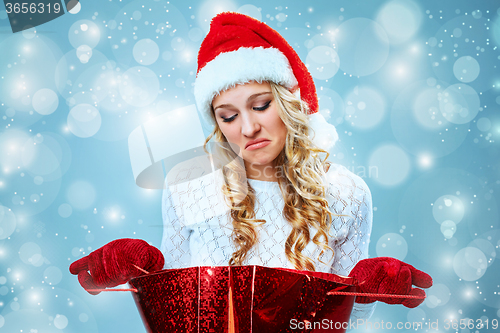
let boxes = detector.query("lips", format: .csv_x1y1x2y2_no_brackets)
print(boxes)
245,138,270,149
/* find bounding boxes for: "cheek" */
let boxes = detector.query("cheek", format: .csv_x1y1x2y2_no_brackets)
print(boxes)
219,125,239,144
268,112,287,142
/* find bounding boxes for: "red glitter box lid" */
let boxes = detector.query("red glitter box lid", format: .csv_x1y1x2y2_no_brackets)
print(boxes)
128,265,357,333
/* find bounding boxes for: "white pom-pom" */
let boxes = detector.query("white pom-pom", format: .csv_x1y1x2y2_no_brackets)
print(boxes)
307,112,339,151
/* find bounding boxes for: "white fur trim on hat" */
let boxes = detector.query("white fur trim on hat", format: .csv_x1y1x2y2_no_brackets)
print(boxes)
194,46,298,126
307,112,339,151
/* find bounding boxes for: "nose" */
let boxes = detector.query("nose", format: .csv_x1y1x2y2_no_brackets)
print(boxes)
240,111,261,137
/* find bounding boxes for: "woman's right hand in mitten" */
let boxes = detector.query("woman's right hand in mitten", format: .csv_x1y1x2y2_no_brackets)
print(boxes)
69,238,164,295
348,257,432,308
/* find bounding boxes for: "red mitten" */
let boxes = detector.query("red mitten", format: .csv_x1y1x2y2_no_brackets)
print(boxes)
69,238,164,295
348,257,433,308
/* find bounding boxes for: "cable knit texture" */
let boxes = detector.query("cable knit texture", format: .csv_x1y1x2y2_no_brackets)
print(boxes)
161,162,376,320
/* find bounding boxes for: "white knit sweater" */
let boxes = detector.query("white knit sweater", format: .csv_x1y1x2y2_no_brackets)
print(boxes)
160,162,376,321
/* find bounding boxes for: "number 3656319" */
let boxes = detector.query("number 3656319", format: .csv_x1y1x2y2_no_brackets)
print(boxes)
444,318,498,330
5,2,61,14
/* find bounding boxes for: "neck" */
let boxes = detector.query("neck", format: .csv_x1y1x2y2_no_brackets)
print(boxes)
244,161,281,182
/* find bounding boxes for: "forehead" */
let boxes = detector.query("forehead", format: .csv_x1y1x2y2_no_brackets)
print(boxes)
213,81,272,105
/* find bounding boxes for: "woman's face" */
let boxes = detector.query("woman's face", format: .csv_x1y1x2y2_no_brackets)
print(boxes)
212,81,287,180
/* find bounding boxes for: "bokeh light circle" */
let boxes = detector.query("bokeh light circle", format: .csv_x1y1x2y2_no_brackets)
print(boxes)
5,148,64,217
171,37,185,51
30,194,40,203
68,61,125,113
76,45,93,64
0,129,31,173
0,205,16,240
275,13,286,23
67,104,102,138
133,38,160,65
476,117,491,132
188,28,204,42
344,87,385,129
472,10,482,19
376,0,422,44
468,238,496,267
67,181,96,210
55,48,109,99
10,301,20,311
21,133,69,181
412,87,448,130
368,144,411,187
54,314,69,329
399,168,498,264
44,266,63,285
19,242,43,266
453,56,480,83
118,67,159,107
237,4,262,21
425,283,451,308
79,313,89,322
392,80,469,158
197,0,237,32
439,83,480,125
453,247,487,281
58,203,73,218
109,1,188,75
318,88,345,126
132,10,142,20
335,18,390,76
306,46,340,80
376,233,408,260
440,220,457,239
32,89,59,115
432,195,464,224
34,176,44,185
430,15,494,92
0,35,62,128
68,20,100,49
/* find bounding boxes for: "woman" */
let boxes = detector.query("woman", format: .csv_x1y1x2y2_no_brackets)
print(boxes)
161,82,375,321
70,11,432,325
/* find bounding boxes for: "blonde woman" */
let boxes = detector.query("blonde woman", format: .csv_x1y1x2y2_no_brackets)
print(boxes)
159,11,432,321
70,11,432,325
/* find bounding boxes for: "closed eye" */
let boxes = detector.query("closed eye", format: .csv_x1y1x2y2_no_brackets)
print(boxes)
222,114,237,123
253,100,271,111
221,100,271,122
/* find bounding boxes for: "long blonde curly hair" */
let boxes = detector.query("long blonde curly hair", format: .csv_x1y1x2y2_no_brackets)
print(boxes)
203,81,345,271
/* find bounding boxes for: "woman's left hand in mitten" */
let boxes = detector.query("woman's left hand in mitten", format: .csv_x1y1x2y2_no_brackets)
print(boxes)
348,257,433,308
69,238,164,295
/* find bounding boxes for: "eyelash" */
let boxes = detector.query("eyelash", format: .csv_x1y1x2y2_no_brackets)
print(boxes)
222,101,272,123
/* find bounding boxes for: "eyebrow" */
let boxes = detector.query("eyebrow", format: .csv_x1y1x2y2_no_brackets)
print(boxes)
213,91,272,113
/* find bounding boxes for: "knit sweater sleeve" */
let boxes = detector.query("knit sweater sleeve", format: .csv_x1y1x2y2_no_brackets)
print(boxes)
159,159,232,269
325,164,376,321
160,179,193,269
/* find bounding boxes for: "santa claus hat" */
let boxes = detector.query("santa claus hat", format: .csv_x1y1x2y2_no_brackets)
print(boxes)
194,12,339,150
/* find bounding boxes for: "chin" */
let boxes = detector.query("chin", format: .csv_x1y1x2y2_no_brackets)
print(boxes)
243,155,272,165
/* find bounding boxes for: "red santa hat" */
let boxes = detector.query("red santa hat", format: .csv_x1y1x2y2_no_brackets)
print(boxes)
194,12,339,150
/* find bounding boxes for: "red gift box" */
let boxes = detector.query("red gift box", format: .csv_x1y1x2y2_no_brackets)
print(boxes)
128,265,357,333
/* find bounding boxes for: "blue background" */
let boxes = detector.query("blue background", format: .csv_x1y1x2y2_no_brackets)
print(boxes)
0,0,499,332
